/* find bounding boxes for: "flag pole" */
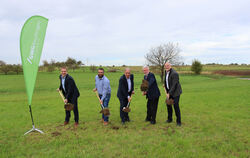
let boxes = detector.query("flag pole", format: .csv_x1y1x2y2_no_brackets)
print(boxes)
20,15,48,135
24,105,44,135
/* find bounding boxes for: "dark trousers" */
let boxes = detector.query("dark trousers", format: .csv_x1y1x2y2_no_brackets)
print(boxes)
119,98,129,122
167,95,181,123
146,97,159,122
65,98,79,123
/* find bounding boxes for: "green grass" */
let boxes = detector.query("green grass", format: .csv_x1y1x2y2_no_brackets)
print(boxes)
0,72,249,158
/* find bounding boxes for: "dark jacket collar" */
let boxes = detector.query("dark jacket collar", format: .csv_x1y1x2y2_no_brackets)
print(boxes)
166,68,173,74
123,74,133,80
60,74,69,79
169,68,173,74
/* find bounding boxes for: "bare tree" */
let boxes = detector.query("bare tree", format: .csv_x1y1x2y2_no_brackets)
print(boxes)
145,42,182,82
0,60,6,66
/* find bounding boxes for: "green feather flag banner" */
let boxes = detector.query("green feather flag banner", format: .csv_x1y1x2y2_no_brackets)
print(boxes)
20,16,48,105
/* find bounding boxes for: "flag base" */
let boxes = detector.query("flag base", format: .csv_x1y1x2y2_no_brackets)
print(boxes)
24,125,44,135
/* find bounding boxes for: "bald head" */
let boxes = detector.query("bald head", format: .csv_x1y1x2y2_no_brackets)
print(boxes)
125,68,130,72
165,62,172,72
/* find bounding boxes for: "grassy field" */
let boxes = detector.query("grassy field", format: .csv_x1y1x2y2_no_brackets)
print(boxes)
0,71,249,158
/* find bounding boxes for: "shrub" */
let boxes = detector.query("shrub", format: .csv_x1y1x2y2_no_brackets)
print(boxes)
191,60,202,74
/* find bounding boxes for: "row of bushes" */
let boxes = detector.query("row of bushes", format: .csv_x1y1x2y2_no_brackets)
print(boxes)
0,63,118,75
0,64,23,75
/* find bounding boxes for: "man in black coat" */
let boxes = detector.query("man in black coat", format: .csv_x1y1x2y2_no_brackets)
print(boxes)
143,66,161,124
117,68,134,124
58,67,80,127
164,62,182,126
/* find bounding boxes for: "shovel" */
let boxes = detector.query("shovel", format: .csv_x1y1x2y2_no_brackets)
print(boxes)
122,95,133,113
95,91,110,116
163,86,174,105
58,90,74,111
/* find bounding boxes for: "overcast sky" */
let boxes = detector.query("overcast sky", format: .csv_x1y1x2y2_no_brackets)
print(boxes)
1,0,250,65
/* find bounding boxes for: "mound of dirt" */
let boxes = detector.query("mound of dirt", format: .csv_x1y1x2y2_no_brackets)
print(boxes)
140,79,149,91
111,126,119,130
99,108,110,116
166,98,174,105
213,70,250,76
122,107,131,112
51,131,61,137
103,108,110,116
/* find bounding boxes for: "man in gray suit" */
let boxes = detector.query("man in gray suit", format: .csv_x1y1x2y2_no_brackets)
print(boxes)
164,62,182,126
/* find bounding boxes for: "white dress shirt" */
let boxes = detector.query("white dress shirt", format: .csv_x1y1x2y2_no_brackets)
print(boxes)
166,71,170,89
127,77,131,98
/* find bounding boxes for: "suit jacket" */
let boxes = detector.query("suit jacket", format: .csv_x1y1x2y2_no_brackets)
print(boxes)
164,68,182,97
117,74,134,100
59,74,80,102
144,72,160,99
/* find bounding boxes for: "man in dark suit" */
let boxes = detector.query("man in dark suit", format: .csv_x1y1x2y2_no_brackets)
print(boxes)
117,68,134,124
143,66,161,124
58,67,80,127
164,62,182,126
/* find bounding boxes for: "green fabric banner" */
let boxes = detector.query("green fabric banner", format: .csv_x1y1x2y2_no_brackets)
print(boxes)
20,15,48,105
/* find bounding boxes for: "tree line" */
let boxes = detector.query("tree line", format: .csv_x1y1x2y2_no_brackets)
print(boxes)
0,57,88,75
0,43,201,77
0,60,23,75
0,42,202,77
41,57,84,72
3,41,245,77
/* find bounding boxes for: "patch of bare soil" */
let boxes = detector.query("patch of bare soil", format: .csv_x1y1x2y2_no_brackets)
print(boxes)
213,70,250,76
51,131,61,137
111,126,119,130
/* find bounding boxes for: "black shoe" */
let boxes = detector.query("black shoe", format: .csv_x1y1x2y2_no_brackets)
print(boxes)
177,122,181,126
125,118,130,122
145,118,151,122
166,120,172,123
150,120,156,124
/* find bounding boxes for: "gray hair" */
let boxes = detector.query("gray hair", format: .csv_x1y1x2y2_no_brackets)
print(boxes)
143,66,149,70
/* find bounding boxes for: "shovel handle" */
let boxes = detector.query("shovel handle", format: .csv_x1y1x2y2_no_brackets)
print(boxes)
58,90,65,102
95,91,105,109
163,86,167,95
127,94,133,107
129,94,133,102
95,91,101,102
164,86,171,99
